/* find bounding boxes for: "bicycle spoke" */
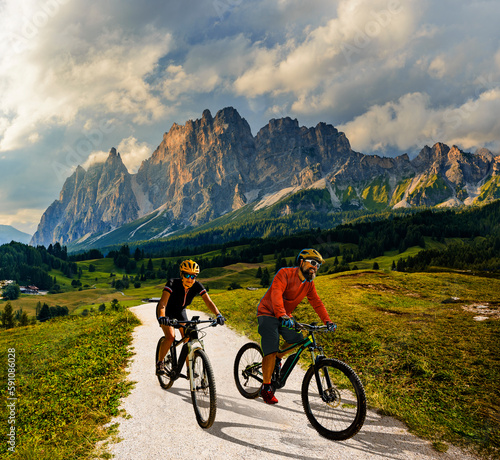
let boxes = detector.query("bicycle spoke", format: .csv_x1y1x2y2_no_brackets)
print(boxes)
191,349,216,428
156,337,174,389
234,342,263,399
302,359,366,440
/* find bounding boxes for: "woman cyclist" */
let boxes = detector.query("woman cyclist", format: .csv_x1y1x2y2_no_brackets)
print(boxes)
156,259,225,375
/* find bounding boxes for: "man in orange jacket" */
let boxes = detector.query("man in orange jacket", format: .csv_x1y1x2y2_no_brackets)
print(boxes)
257,248,335,404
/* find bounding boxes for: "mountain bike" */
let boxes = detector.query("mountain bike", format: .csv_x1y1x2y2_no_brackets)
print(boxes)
155,316,218,428
233,322,366,440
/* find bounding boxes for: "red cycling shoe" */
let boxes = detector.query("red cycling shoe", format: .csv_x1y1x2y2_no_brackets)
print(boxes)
260,386,278,404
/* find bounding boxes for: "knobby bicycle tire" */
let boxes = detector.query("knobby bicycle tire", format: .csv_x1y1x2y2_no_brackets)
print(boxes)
233,342,263,399
302,358,366,440
156,337,174,389
190,349,217,429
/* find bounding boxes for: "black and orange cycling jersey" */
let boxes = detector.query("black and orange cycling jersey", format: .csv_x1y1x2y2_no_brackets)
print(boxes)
158,278,207,321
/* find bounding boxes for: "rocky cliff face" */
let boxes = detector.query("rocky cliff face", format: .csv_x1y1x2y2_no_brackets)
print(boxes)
31,108,500,248
254,118,352,189
135,107,257,226
31,149,139,245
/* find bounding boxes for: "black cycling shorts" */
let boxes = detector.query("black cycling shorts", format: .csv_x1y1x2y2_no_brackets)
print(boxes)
156,304,188,323
258,315,303,356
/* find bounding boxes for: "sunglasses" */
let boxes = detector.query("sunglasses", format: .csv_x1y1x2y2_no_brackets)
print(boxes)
183,273,197,280
304,259,321,268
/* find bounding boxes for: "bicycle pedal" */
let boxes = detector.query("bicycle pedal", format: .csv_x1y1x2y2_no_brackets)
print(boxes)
179,373,188,380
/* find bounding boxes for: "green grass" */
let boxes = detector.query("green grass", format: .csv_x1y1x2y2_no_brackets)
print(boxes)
2,241,499,458
0,309,140,459
361,177,390,211
191,270,500,458
1,289,143,316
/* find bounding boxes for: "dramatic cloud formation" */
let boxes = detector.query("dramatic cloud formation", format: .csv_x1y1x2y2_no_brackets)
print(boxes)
82,137,152,173
0,0,499,234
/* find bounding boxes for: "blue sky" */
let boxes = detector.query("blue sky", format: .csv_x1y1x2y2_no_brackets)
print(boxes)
1,0,499,236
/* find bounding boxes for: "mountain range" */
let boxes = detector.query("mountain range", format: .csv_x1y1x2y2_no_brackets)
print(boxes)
31,107,500,250
0,225,32,246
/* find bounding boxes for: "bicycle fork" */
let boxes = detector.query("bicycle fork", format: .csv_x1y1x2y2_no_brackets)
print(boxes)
308,340,337,405
187,341,204,392
312,356,338,404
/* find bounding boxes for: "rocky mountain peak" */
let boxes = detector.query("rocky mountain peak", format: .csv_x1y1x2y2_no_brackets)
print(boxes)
31,108,500,249
201,108,213,123
412,143,450,171
475,147,495,160
103,147,127,170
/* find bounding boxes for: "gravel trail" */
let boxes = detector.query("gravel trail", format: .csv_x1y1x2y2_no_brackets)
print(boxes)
107,303,476,460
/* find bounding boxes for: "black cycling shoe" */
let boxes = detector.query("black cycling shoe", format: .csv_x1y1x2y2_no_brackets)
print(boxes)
156,361,166,375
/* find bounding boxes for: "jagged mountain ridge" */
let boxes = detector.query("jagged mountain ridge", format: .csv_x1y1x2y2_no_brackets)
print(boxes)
31,107,500,248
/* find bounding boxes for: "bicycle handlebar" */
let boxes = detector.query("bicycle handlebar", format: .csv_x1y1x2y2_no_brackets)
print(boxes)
294,321,331,332
169,317,218,328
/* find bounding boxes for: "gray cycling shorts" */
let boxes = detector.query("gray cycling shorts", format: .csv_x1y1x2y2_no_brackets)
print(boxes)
258,315,303,356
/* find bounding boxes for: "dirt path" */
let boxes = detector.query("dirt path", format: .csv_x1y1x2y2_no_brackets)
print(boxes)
107,303,476,460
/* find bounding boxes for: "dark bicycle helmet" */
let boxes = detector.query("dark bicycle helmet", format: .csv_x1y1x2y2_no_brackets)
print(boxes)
296,248,325,265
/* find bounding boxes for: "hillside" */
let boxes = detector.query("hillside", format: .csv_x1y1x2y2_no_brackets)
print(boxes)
3,271,498,458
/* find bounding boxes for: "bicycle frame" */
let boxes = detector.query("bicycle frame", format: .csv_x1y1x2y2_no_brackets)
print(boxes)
166,317,213,391
273,324,326,389
234,321,367,440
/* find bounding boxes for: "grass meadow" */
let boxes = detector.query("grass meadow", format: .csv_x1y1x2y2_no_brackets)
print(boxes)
191,269,500,458
0,309,139,459
1,243,499,458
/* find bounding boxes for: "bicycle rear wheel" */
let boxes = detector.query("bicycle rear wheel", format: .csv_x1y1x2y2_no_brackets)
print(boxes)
302,358,366,440
190,349,217,429
233,342,263,399
156,337,174,390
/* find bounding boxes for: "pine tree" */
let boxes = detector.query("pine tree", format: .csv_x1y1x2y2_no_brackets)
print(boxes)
20,312,29,327
261,268,270,287
1,303,15,329
37,303,51,322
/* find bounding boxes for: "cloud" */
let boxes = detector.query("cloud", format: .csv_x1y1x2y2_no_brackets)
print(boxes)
1,0,500,235
0,3,172,152
338,88,500,154
0,208,41,236
82,137,152,173
117,137,152,173
234,0,420,99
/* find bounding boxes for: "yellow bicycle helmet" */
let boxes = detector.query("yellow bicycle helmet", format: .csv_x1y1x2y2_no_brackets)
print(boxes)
296,248,325,265
179,259,200,275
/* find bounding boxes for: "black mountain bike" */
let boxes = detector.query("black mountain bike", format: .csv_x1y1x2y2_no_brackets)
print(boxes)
233,322,366,440
155,316,218,428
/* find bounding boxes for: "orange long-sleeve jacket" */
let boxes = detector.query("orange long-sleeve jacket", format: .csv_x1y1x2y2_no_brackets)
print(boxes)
257,267,331,324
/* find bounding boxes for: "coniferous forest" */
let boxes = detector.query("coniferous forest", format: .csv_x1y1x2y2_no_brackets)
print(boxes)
1,200,500,288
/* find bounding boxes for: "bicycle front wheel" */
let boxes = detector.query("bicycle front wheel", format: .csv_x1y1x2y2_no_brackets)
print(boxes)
190,349,217,429
233,342,263,399
156,337,174,390
302,358,366,441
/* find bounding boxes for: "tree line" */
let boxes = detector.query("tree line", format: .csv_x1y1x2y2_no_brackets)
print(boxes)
396,233,500,273
0,241,77,290
86,199,500,277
